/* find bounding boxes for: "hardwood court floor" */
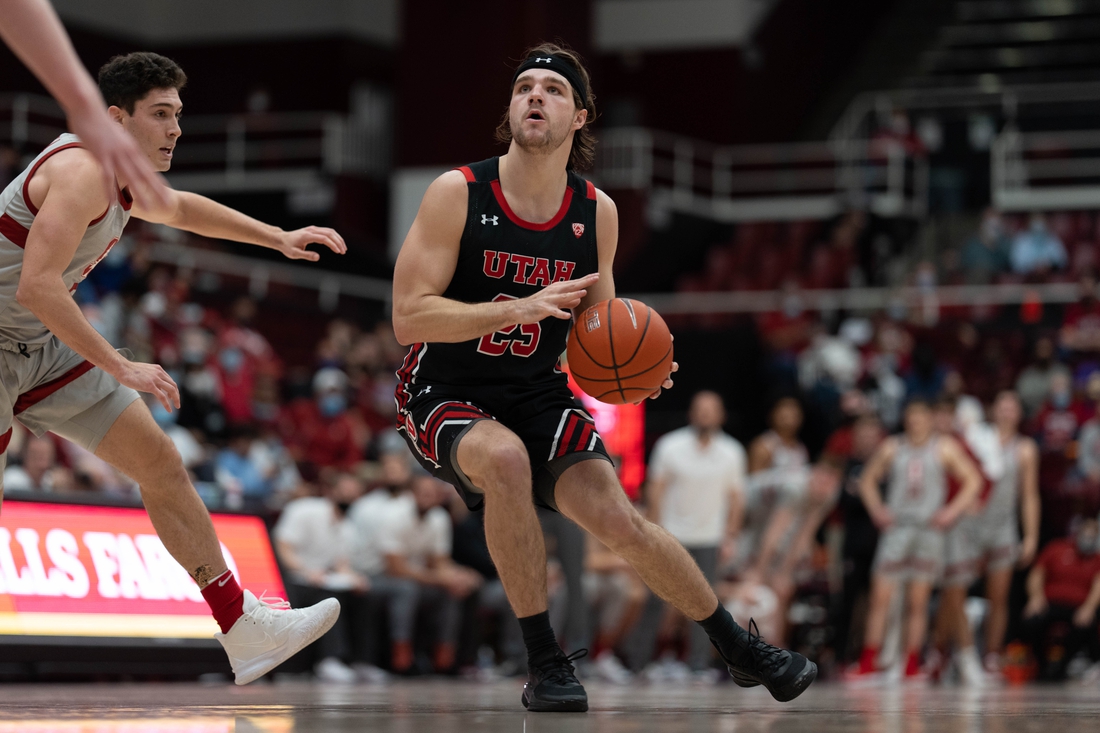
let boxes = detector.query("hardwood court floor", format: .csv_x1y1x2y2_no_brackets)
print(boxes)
0,679,1096,731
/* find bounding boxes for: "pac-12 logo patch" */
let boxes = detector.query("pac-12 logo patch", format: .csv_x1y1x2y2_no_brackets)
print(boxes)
585,307,600,332
572,223,585,238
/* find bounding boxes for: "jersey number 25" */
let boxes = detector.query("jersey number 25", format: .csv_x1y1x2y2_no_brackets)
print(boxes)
477,294,541,357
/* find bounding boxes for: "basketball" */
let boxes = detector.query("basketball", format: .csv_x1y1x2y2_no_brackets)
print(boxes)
567,298,674,405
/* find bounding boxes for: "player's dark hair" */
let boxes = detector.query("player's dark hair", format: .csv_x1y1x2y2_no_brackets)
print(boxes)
496,42,597,171
98,52,187,114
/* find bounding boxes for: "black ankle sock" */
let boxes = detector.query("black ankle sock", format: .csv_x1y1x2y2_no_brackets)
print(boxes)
518,610,559,667
698,603,744,658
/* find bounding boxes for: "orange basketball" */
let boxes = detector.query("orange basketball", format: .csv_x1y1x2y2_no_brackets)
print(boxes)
567,298,674,405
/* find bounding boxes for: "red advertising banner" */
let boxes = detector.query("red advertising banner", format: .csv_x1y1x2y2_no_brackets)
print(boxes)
0,501,285,639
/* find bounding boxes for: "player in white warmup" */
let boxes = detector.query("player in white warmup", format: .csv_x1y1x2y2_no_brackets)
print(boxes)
0,51,344,684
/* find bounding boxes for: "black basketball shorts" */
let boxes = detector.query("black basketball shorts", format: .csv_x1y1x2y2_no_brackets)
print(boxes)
396,380,612,512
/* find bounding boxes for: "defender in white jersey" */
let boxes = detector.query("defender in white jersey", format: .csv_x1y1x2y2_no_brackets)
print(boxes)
853,399,982,679
0,52,346,684
941,391,1040,679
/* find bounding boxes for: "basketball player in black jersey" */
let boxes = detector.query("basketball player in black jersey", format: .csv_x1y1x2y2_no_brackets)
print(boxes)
391,43,816,711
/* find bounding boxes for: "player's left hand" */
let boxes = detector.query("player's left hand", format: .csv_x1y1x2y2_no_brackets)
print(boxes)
276,226,347,261
637,361,677,403
930,507,957,530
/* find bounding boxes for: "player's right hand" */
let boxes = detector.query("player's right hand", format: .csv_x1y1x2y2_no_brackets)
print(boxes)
515,272,599,323
113,361,181,412
870,506,894,530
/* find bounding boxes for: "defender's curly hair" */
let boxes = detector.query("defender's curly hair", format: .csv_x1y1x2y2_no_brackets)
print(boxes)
98,52,187,114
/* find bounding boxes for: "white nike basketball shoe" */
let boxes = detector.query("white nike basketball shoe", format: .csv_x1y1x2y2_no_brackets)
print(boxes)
215,590,340,684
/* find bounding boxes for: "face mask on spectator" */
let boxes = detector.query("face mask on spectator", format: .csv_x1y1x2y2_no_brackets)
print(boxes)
1052,389,1071,409
151,402,178,428
219,347,244,374
1077,531,1098,555
319,392,347,418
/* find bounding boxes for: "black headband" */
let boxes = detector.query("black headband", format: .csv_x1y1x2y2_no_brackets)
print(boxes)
511,54,588,107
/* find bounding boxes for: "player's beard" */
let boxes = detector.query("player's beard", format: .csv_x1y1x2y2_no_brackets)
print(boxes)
510,115,568,156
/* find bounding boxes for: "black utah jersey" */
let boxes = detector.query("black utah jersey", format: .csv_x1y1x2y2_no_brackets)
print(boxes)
397,156,599,393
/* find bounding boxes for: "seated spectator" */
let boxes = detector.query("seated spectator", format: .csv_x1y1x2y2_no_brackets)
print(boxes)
1078,391,1100,490
3,435,65,492
1021,517,1100,681
960,209,1012,283
584,534,645,683
375,474,482,673
1031,371,1091,490
273,473,369,683
1016,336,1072,418
248,422,303,509
1011,214,1068,275
278,368,361,471
214,343,255,427
1061,272,1100,356
214,424,271,512
347,451,421,674
146,394,206,472
176,326,226,441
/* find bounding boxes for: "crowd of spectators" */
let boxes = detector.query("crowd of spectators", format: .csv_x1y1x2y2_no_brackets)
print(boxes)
4,208,1100,686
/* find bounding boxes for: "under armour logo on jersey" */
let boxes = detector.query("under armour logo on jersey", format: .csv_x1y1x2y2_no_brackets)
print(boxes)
421,385,432,395
572,223,585,238
535,57,552,63
482,215,499,226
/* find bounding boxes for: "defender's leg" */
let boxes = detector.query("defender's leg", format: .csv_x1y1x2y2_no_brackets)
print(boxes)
77,399,339,684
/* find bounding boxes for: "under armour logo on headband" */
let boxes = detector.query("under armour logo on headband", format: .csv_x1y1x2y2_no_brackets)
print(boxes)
535,57,552,63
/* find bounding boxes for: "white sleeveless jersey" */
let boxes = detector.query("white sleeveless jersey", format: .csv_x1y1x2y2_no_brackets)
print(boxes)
886,437,946,524
983,436,1021,523
0,134,132,352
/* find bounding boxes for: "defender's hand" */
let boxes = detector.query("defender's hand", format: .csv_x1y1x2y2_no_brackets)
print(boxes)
113,361,180,412
276,226,347,261
515,272,599,324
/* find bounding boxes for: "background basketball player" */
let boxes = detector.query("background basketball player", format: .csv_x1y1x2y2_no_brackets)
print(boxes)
941,391,1040,681
856,398,982,679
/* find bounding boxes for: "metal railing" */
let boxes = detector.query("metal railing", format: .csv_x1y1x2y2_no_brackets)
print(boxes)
632,281,1086,315
0,94,388,193
992,127,1100,211
593,127,928,222
147,240,392,311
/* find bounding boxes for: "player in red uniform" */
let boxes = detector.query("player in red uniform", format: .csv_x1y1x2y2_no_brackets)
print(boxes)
391,43,817,711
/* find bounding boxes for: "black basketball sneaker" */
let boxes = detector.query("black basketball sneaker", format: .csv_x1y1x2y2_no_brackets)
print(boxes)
712,619,817,702
521,649,589,712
